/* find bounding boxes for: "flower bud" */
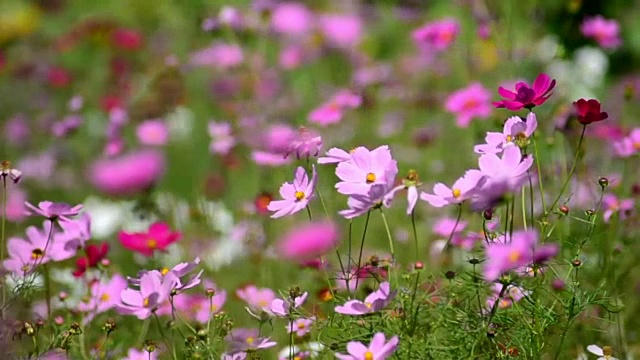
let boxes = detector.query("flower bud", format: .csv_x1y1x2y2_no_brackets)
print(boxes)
483,209,493,220
206,288,216,297
445,270,456,280
559,205,569,215
144,340,156,353
414,261,424,270
571,259,582,268
598,177,609,188
103,318,116,334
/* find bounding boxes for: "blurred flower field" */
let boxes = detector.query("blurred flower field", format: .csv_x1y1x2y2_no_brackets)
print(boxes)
1,0,640,359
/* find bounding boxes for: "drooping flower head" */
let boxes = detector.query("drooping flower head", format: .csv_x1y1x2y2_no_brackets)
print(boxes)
493,73,556,111
445,83,493,128
25,201,83,222
118,222,181,257
1,160,22,183
284,127,323,160
383,169,421,214
268,166,317,218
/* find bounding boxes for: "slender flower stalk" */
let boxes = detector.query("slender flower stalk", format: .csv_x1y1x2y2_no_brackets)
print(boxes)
546,125,586,219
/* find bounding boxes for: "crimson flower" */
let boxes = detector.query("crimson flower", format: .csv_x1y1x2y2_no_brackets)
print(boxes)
573,99,608,125
494,73,556,111
118,222,181,256
73,242,110,277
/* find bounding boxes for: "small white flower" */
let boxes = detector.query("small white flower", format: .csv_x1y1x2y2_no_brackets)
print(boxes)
587,344,618,360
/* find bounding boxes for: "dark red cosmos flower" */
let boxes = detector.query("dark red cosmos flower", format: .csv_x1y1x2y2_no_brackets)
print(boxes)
573,99,608,125
110,28,144,51
254,192,273,215
73,242,110,277
494,73,556,111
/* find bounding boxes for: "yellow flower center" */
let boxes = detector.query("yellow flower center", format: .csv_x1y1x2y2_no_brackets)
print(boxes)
297,322,306,329
147,239,157,249
366,173,376,183
365,302,372,308
211,304,218,312
294,191,305,201
462,98,478,111
452,188,461,198
508,250,521,262
143,297,150,307
257,299,268,308
633,142,640,150
506,135,512,142
294,357,302,360
160,267,170,275
603,346,613,356
100,293,110,302
31,248,44,260
246,337,254,345
364,351,374,360
499,299,511,308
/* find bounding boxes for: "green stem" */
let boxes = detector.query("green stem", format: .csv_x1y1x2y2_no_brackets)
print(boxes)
532,131,547,214
444,204,463,250
44,264,51,319
354,211,371,292
154,313,176,360
521,186,527,231
379,209,396,287
1,177,6,318
546,125,587,218
411,210,419,261
305,206,312,221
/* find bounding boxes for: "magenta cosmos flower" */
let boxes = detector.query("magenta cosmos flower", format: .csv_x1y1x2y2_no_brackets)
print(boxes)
270,2,313,36
276,221,340,261
445,82,493,127
335,282,396,316
335,145,398,196
484,230,558,282
268,166,317,218
308,90,362,126
474,112,538,154
420,169,484,207
89,149,165,196
118,270,178,319
118,222,181,257
581,15,622,49
493,73,556,111
412,18,460,51
335,333,399,360
613,128,640,157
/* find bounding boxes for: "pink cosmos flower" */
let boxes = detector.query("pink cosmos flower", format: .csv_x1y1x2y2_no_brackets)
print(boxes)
612,128,640,157
225,328,277,352
493,73,556,111
208,121,236,155
124,348,158,360
268,292,308,317
279,45,306,69
581,16,622,49
236,285,276,311
1,161,22,184
445,83,492,127
318,147,352,164
268,166,317,218
287,317,315,337
276,221,340,260
335,333,399,360
308,90,362,126
474,112,538,154
412,18,460,51
89,149,165,196
420,169,484,207
3,222,66,276
432,217,473,249
251,151,292,166
335,282,396,316
318,14,362,48
51,115,83,138
221,353,247,360
25,201,83,222
190,42,244,69
132,258,203,295
485,283,530,311
118,270,178,319
136,119,169,146
118,222,181,257
271,2,313,36
3,186,27,222
335,146,398,196
339,184,393,219
284,127,323,160
602,194,635,223
478,146,533,187
484,230,558,282
78,274,128,318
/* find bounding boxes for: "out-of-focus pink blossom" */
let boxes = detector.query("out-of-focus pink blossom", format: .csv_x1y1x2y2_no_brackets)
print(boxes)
276,221,340,261
89,149,165,196
318,14,362,48
581,16,622,49
412,18,460,51
445,83,492,127
271,2,313,36
136,119,169,146
190,42,244,69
